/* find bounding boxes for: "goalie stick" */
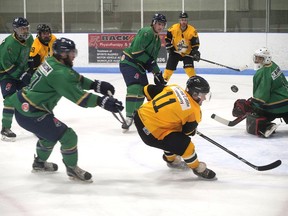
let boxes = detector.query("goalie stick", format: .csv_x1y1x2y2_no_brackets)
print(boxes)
197,131,282,171
211,114,247,126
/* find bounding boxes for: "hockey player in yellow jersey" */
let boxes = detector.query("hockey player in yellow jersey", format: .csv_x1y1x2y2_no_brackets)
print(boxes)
134,75,216,180
163,12,200,82
29,24,57,72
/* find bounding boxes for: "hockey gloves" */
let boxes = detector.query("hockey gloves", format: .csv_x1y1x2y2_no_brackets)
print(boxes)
92,80,115,96
20,71,33,85
166,43,176,55
145,59,158,72
232,98,253,117
97,96,124,113
190,50,201,62
153,71,167,86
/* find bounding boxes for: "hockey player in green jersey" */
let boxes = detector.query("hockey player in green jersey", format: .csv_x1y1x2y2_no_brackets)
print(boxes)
232,47,288,137
6,37,124,182
0,17,34,141
119,13,167,133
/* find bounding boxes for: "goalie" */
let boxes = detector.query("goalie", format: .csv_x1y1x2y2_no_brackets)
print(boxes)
232,47,288,138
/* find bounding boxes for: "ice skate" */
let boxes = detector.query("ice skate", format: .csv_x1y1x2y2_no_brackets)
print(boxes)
122,117,133,133
65,165,92,182
263,123,279,138
1,128,16,142
163,154,190,170
192,162,216,180
32,156,58,172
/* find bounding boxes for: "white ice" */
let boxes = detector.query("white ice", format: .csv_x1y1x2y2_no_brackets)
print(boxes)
0,73,287,216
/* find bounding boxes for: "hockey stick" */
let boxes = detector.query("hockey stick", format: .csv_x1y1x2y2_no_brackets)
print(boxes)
197,131,282,171
211,114,247,126
200,58,248,72
107,91,129,128
175,51,248,72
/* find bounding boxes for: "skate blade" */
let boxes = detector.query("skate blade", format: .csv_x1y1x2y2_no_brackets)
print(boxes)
68,176,93,183
1,135,16,142
196,176,218,181
122,127,130,133
263,124,280,138
31,169,58,174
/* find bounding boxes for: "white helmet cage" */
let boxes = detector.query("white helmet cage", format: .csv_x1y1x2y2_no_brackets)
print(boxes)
253,47,272,65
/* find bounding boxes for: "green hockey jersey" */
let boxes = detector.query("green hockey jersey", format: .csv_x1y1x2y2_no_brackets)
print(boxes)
0,33,33,81
252,62,288,114
7,56,99,117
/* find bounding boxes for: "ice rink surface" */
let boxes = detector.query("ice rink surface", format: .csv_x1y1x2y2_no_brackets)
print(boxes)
0,73,287,216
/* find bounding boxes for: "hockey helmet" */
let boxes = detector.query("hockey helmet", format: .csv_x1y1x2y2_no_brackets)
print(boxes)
186,75,211,104
37,24,52,45
253,47,272,70
12,17,31,41
152,13,167,26
37,24,51,35
53,37,76,55
179,12,188,19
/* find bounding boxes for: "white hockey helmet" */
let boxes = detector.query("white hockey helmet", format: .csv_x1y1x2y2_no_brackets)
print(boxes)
253,47,272,70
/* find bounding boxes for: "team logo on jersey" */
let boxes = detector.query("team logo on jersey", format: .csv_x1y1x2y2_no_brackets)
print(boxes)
5,83,12,91
21,102,30,112
134,73,140,80
271,66,282,80
53,118,62,127
142,127,151,135
38,60,53,76
171,86,191,110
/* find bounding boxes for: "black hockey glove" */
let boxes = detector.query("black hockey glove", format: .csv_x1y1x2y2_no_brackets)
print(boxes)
20,71,33,85
92,80,115,96
153,71,167,86
190,50,201,62
166,43,175,55
145,59,157,72
97,96,124,113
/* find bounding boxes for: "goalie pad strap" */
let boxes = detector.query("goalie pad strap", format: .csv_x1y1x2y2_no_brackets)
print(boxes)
246,114,268,135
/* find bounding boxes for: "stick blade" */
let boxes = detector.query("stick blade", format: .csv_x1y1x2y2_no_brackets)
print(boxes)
211,114,230,126
256,160,282,171
211,114,247,127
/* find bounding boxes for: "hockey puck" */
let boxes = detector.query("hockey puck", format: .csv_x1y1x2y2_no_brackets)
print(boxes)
231,85,239,93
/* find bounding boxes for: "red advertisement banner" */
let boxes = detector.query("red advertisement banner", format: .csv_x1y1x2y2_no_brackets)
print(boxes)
88,33,167,63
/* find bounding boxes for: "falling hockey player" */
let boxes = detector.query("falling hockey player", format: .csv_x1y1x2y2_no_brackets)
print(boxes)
134,75,216,180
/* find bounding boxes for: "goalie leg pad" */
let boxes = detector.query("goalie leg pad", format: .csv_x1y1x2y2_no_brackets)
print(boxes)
246,114,269,136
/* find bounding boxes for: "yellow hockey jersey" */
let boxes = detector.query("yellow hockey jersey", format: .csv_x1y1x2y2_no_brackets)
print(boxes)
166,23,199,56
29,34,57,69
138,84,201,140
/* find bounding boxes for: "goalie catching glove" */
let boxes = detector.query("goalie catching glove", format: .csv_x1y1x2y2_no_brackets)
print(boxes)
91,80,115,96
232,98,253,117
97,96,124,113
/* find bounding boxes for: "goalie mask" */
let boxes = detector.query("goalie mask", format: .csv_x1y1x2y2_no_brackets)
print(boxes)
253,47,272,70
13,17,31,41
186,75,211,105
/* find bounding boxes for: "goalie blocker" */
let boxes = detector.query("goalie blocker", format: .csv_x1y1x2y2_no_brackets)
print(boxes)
246,113,278,138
